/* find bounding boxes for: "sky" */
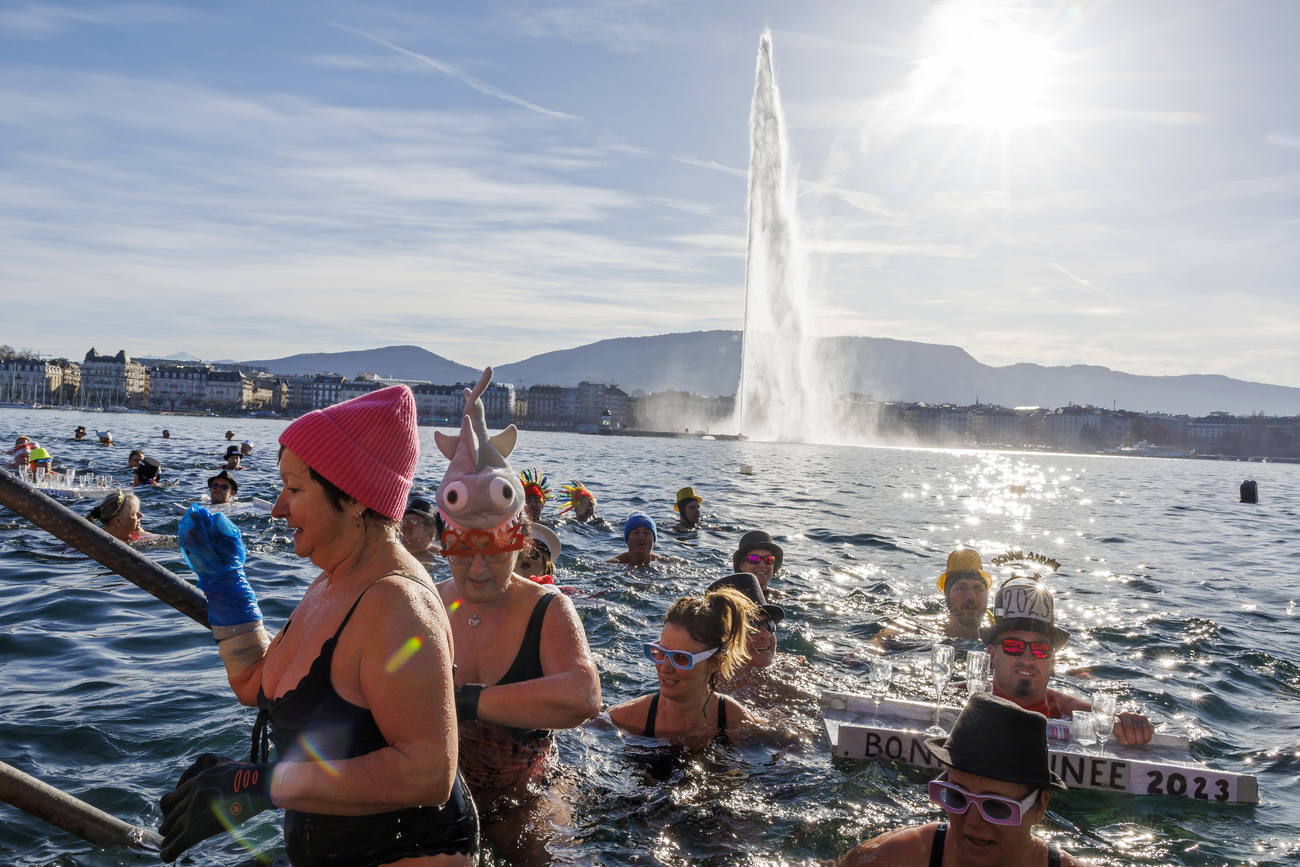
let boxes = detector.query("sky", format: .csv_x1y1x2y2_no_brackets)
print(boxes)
2,0,1300,387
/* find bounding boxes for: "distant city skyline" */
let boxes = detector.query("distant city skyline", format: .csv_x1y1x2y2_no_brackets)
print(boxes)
4,1,1300,387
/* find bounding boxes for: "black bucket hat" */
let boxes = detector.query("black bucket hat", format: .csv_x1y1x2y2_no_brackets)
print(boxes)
405,496,437,520
732,530,783,574
224,445,242,459
207,469,239,495
925,692,1066,790
977,577,1070,648
707,572,784,624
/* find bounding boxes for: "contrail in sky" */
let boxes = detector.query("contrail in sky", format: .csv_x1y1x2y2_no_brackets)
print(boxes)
332,23,583,121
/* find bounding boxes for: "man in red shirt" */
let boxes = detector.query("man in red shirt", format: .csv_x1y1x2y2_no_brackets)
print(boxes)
980,577,1154,746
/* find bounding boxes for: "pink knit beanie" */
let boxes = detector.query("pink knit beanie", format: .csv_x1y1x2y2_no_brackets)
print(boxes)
279,385,419,522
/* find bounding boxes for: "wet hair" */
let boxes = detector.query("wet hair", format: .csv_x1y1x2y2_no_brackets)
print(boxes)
277,444,398,539
128,450,144,461
87,489,138,526
664,587,757,684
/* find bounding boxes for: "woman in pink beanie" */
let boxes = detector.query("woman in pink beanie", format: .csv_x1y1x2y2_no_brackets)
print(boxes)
160,385,478,866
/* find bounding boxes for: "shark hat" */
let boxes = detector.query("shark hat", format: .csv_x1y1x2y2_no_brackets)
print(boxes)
434,368,528,557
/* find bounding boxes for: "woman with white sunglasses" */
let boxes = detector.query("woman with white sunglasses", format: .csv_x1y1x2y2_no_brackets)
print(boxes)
838,693,1084,867
610,587,759,744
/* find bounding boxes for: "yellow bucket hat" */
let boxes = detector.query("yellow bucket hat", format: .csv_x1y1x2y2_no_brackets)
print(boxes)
937,548,992,593
673,486,702,511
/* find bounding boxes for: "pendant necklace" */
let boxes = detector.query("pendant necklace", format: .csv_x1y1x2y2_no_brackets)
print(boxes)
466,584,510,628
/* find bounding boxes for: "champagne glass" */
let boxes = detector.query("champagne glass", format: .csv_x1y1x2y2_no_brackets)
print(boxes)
964,650,989,698
1092,693,1117,755
869,659,893,715
928,644,954,734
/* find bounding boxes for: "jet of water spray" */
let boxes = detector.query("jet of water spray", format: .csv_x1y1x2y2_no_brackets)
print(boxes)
738,33,822,442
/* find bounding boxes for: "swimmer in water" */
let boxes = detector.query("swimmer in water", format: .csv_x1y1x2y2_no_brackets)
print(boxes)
938,549,993,641
207,470,238,505
838,693,1085,867
519,468,549,523
224,429,235,441
71,426,88,442
133,456,161,488
558,480,598,523
606,513,676,565
240,439,253,457
87,489,160,544
220,445,244,470
609,587,759,744
161,429,170,439
671,486,703,531
733,530,784,594
400,496,441,564
707,573,814,709
97,430,113,447
126,449,144,470
516,524,561,584
978,577,1154,746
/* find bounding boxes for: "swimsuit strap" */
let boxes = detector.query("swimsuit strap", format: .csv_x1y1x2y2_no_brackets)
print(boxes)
1048,843,1060,867
644,693,660,739
929,822,947,867
252,573,432,762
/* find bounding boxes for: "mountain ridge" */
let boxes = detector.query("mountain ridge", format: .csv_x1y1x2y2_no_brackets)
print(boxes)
238,332,1300,417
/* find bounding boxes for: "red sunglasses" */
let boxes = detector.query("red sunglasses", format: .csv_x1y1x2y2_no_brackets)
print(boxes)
745,554,777,565
999,638,1052,659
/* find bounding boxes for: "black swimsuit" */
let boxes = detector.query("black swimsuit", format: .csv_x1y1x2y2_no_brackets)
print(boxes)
458,593,558,797
642,692,731,739
252,576,478,867
929,822,1059,866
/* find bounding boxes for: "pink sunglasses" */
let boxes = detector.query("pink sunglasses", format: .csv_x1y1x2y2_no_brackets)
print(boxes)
928,773,1040,826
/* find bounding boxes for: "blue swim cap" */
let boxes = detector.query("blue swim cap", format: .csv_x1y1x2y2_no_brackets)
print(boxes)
623,512,657,545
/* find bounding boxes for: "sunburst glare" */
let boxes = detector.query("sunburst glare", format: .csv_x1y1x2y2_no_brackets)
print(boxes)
385,636,423,674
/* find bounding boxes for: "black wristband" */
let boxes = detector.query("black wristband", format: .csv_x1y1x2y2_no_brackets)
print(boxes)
454,684,485,722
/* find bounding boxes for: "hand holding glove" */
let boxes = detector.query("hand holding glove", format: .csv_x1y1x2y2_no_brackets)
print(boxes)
179,504,262,627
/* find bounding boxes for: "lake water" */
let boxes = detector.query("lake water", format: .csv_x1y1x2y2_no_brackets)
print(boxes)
1,407,1298,866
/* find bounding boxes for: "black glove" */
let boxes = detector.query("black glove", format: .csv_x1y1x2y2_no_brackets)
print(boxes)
160,755,276,862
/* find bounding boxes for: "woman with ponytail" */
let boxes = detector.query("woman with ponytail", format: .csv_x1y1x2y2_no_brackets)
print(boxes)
87,489,160,544
610,586,759,742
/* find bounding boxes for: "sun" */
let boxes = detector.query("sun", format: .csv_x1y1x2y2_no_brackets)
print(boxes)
914,1,1062,129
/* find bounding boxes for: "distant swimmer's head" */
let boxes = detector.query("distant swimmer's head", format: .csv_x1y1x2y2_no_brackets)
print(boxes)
11,436,32,453
161,429,170,439
74,426,87,440
518,524,561,582
127,449,144,468
225,430,235,441
222,445,243,468
208,469,238,504
27,447,52,469
97,430,113,446
240,440,252,456
88,489,142,542
623,512,657,552
733,529,783,592
559,481,597,521
938,548,992,628
401,496,440,559
519,468,550,522
133,456,161,486
673,486,702,526
708,572,784,669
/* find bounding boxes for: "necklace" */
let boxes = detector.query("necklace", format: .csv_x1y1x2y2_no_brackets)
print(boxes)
465,584,510,628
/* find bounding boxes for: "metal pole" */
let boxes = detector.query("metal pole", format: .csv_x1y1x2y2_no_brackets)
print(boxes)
0,760,162,851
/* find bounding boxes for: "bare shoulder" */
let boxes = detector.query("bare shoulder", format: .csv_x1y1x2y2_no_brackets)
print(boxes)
608,694,654,734
838,823,935,867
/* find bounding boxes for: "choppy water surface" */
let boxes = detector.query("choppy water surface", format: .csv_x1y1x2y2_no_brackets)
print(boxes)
1,408,1298,866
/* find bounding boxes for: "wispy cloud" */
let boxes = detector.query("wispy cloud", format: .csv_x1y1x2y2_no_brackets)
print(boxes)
675,156,747,179
331,23,584,122
0,1,187,38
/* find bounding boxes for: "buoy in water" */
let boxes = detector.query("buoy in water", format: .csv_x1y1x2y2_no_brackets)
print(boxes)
1240,479,1258,503
739,465,753,475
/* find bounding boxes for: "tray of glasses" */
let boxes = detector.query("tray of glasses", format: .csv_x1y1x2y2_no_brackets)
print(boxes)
820,691,1258,805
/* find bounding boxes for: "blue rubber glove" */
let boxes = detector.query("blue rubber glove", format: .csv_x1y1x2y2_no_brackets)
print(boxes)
178,504,263,627
159,755,276,862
